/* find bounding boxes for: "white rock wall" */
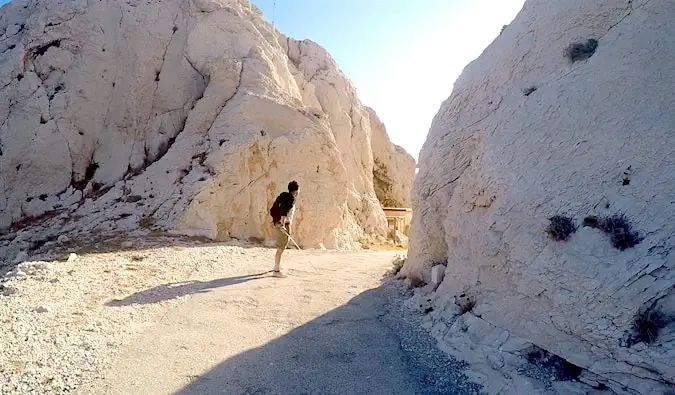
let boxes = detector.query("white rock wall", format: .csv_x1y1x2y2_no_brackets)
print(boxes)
0,0,413,258
404,0,675,393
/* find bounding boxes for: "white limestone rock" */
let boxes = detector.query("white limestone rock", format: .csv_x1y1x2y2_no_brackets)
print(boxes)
404,0,675,393
366,107,416,208
0,0,414,258
431,264,445,285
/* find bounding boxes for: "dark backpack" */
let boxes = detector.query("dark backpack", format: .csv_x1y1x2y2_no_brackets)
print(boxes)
270,192,294,224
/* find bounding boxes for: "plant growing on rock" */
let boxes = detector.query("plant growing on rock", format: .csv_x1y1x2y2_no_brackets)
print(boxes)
138,217,155,229
455,293,476,314
545,215,577,241
523,86,538,96
564,39,599,62
629,307,673,345
583,214,642,250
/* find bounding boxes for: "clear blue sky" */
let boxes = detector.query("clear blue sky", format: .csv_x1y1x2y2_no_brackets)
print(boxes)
1,0,525,159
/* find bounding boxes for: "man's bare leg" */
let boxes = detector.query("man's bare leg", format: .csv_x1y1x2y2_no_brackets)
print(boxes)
274,247,283,272
273,223,290,277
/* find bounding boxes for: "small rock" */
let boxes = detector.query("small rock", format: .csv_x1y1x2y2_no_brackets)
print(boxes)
0,284,18,296
13,270,27,279
121,240,133,249
67,253,78,262
431,264,446,285
20,261,53,275
57,235,70,243
35,306,50,313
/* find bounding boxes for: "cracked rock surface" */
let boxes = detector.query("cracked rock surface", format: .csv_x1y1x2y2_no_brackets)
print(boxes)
403,0,675,394
0,0,414,262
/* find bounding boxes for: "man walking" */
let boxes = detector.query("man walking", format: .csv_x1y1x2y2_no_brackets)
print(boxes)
269,181,299,277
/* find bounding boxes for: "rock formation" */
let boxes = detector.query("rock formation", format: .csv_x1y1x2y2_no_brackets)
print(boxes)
404,0,675,393
367,107,416,208
0,0,414,261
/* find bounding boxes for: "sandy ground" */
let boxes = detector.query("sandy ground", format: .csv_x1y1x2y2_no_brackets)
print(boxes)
1,238,479,395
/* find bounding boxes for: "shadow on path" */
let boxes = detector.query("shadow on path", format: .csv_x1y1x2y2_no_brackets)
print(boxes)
172,285,480,395
106,271,272,307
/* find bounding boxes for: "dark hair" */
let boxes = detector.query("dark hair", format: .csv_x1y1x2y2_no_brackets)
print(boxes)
288,180,299,192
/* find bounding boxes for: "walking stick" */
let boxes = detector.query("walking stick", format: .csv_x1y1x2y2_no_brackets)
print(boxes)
278,225,321,274
279,225,302,250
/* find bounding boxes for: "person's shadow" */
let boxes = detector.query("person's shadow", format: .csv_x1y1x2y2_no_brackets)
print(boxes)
105,271,271,307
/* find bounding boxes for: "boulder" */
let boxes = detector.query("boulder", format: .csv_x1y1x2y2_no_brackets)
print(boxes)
430,264,445,285
404,0,675,393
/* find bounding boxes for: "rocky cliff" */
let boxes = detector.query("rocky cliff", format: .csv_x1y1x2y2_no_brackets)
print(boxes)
404,0,675,393
367,107,416,208
0,0,414,260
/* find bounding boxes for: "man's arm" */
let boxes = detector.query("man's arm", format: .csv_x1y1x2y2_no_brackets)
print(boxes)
284,206,295,234
287,206,295,225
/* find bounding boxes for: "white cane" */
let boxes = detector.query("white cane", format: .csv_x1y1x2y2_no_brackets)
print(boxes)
278,225,320,274
279,225,302,250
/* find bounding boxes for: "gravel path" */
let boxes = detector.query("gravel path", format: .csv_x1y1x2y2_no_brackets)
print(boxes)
1,238,480,395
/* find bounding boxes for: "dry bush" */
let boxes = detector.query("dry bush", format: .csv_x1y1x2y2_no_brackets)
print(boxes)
564,39,598,62
545,215,577,241
455,293,476,314
583,214,642,250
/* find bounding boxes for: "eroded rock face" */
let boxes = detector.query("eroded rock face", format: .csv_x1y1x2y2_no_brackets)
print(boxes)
0,0,414,257
367,107,416,208
404,0,675,393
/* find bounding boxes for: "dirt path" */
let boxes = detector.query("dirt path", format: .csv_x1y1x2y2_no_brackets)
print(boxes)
2,240,478,395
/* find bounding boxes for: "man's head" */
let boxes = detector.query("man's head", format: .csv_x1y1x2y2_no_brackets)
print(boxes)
288,180,299,197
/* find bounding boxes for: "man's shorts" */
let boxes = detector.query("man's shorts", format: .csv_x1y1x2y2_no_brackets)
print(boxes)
275,225,290,248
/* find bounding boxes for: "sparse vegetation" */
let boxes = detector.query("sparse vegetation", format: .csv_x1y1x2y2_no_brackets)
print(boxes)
583,214,642,250
138,217,155,229
545,215,577,241
630,307,673,345
455,293,476,314
564,39,598,63
523,86,537,96
361,236,407,252
391,254,406,275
